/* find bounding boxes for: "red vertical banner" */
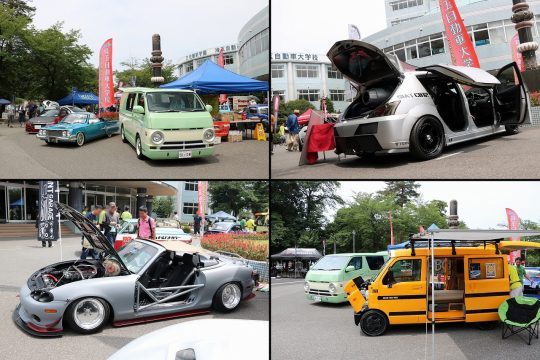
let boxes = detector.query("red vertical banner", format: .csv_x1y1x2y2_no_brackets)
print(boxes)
511,34,525,72
439,0,480,68
506,208,521,263
389,210,395,245
99,39,114,114
217,48,227,104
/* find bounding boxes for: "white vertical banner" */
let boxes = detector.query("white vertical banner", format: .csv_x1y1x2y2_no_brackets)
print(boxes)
348,24,361,40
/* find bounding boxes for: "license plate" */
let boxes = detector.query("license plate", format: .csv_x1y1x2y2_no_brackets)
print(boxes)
314,296,322,302
179,151,192,159
213,137,222,144
34,125,41,129
49,137,58,143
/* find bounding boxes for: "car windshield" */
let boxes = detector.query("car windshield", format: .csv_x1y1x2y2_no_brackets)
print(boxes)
117,240,158,273
39,109,59,117
118,221,137,234
371,257,391,280
70,107,84,112
146,92,206,113
61,113,87,124
311,255,350,270
211,223,231,231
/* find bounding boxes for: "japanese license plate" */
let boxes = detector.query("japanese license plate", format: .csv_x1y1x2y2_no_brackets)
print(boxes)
49,137,58,143
314,296,322,302
179,151,192,159
213,137,222,144
34,125,41,129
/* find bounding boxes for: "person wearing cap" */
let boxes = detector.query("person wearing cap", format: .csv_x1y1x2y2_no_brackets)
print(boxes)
137,206,156,240
104,202,120,246
286,109,301,151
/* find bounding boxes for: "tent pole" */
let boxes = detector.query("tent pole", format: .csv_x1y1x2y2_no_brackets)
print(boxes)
431,232,435,359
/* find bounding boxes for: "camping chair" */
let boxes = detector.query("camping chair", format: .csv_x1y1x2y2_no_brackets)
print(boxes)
498,296,540,345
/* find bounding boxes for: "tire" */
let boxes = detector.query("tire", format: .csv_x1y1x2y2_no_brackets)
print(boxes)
76,132,85,147
65,297,110,334
121,125,128,143
212,282,242,312
359,310,388,336
409,116,445,160
505,125,519,135
135,135,145,160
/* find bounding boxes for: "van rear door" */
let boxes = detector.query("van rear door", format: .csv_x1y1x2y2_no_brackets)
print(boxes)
463,255,508,323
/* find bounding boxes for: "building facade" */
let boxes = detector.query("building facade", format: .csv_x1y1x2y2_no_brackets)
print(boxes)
0,181,176,224
270,52,351,113
370,0,540,71
177,6,269,82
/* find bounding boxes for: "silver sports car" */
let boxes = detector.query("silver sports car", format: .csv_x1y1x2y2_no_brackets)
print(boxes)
13,203,256,337
329,40,530,160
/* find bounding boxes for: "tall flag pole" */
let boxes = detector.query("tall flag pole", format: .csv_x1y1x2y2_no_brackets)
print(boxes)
98,39,114,116
438,0,480,68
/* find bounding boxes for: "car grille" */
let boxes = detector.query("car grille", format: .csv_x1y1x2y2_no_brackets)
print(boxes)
46,130,64,137
158,141,207,150
308,289,334,296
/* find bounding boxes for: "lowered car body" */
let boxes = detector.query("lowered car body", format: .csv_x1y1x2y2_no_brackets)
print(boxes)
25,106,84,134
13,203,256,337
329,40,530,160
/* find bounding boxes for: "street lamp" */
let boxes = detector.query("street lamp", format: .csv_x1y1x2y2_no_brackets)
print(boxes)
352,230,356,253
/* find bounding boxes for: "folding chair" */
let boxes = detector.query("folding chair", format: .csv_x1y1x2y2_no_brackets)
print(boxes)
498,296,540,345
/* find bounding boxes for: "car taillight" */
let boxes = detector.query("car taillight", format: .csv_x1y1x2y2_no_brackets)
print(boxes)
242,113,247,120
367,100,401,118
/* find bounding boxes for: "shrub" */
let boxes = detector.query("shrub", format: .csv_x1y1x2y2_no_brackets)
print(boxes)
531,92,540,107
201,233,268,261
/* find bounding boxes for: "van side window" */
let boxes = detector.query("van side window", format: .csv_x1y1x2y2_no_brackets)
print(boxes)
348,257,362,270
366,256,385,270
468,258,503,280
125,93,136,111
137,93,145,108
383,259,422,285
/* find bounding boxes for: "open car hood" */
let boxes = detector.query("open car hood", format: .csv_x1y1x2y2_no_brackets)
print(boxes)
327,40,403,87
418,64,500,87
56,203,130,272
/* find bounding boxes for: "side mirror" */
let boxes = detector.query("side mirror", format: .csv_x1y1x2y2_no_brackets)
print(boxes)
345,265,355,273
192,253,202,268
133,105,145,114
205,104,213,113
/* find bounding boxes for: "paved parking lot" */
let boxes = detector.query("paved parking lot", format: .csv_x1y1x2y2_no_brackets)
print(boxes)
272,126,540,179
0,237,268,360
0,126,269,179
271,278,539,360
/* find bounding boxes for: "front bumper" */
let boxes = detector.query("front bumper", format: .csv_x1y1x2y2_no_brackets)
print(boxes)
36,134,76,143
306,292,348,303
333,114,409,155
142,145,216,160
13,303,63,337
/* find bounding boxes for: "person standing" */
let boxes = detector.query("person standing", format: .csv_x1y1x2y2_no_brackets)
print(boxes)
137,206,156,240
6,103,15,128
193,213,202,235
239,217,246,231
121,206,132,222
286,109,301,151
509,262,523,297
515,257,535,292
81,205,102,259
18,105,26,126
104,202,120,246
246,216,255,233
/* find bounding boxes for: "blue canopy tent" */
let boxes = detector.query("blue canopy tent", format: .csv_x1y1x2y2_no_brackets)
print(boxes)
160,60,268,94
57,91,99,106
0,99,11,105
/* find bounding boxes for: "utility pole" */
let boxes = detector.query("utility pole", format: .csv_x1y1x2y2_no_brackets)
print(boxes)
511,0,538,70
352,230,356,253
151,34,165,87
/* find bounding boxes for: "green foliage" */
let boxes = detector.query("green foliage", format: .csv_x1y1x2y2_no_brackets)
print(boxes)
153,196,174,218
320,97,335,113
115,57,177,89
278,99,315,119
270,181,343,253
208,181,269,217
379,181,421,208
199,94,219,117
182,225,192,234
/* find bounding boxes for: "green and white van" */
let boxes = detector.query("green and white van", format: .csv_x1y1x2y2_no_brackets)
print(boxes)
119,88,219,160
305,252,389,303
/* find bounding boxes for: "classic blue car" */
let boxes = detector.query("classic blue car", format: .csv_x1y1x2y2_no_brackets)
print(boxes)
36,112,119,146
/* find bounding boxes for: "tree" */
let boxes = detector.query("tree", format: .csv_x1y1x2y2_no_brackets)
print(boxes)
320,97,335,113
379,181,421,208
279,99,315,119
153,197,174,218
208,181,268,217
115,57,177,88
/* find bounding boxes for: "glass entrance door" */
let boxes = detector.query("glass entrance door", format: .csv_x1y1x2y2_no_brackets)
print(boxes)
8,187,24,221
0,185,6,223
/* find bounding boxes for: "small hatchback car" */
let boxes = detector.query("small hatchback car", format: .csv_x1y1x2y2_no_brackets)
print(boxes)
328,40,530,160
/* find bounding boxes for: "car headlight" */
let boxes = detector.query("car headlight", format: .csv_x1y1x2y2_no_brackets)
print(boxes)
203,128,215,142
304,281,310,292
38,129,45,135
329,283,337,294
176,348,196,360
151,131,164,144
30,290,54,302
62,131,69,137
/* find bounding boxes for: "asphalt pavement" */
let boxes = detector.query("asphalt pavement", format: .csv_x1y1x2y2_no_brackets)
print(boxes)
0,125,269,179
0,236,269,360
271,278,540,360
272,126,540,179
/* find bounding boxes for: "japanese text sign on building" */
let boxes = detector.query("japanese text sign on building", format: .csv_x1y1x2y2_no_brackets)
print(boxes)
271,53,320,62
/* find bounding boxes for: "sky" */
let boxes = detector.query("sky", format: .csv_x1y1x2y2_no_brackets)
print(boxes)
332,181,540,229
271,0,387,54
30,0,267,70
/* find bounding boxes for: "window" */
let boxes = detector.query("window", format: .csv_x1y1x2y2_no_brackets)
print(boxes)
405,40,418,60
473,24,490,46
329,89,345,102
185,61,194,73
389,0,423,11
125,93,136,111
327,66,343,79
184,182,198,191
394,47,406,61
468,258,504,280
272,64,285,78
183,202,198,215
196,58,205,67
418,36,431,58
348,257,363,270
488,21,506,44
224,54,234,65
366,256,386,270
295,64,319,78
383,259,422,284
297,89,320,102
239,28,269,64
430,33,445,55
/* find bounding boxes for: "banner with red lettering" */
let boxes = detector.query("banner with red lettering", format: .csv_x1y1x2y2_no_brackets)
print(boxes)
217,48,227,104
98,39,114,113
506,208,521,263
197,181,208,218
511,34,525,72
439,0,480,68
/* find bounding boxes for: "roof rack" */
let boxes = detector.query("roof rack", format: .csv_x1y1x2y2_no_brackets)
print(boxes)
405,238,501,256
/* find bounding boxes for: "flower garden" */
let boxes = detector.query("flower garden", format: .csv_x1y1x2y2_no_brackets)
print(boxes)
201,233,269,261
